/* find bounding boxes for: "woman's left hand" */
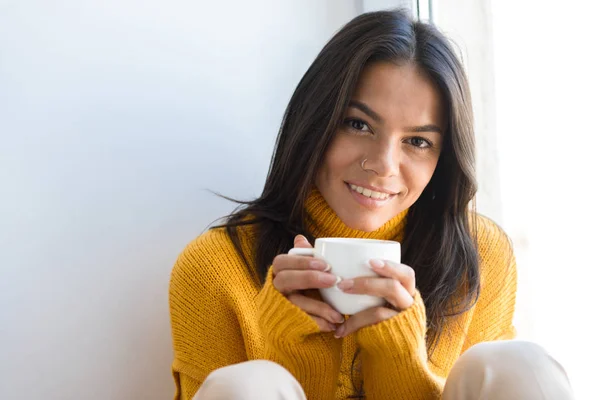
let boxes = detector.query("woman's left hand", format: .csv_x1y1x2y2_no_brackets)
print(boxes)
334,259,416,339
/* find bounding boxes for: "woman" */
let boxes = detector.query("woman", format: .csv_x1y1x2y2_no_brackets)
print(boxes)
169,10,573,400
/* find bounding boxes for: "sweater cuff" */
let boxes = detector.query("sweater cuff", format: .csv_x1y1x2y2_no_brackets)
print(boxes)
357,290,428,357
256,267,321,344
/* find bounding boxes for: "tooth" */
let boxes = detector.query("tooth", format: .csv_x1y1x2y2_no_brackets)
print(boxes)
356,186,364,194
371,192,380,199
362,189,372,197
350,184,357,190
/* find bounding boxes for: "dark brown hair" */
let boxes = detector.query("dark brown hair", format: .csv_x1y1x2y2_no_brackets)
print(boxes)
215,8,480,390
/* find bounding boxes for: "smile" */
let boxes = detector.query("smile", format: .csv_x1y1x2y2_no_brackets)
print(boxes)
348,183,398,200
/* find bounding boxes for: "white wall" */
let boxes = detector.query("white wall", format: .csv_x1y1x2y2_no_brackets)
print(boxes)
0,1,362,399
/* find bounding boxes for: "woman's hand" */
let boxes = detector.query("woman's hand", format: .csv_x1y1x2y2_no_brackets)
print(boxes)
334,259,416,338
272,235,345,332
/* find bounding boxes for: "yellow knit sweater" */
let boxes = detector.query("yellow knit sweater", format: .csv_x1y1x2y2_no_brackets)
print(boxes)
169,190,517,400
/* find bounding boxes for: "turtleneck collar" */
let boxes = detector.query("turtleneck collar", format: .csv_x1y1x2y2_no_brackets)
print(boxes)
304,187,408,241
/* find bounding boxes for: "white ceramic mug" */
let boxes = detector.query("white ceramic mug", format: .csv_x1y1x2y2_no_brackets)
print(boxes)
288,238,401,315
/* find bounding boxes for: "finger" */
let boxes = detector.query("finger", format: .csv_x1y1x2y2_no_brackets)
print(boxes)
288,293,345,324
273,270,338,294
311,315,338,332
337,277,414,310
294,234,313,249
272,254,329,275
335,306,398,338
368,260,416,296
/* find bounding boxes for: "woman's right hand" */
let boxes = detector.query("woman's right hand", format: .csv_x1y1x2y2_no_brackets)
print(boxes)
272,235,345,332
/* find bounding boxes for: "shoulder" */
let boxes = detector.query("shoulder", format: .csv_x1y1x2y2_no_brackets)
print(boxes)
474,214,513,263
472,214,517,296
170,225,259,297
174,227,234,273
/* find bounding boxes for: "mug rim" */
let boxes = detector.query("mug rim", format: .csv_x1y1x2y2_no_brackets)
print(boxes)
315,238,399,245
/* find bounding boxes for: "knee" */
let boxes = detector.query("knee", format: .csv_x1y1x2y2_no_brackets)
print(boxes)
206,360,294,385
444,341,573,400
453,340,558,381
195,360,304,400
460,340,548,367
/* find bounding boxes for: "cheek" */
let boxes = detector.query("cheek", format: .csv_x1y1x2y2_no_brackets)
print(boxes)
319,135,361,179
404,156,439,193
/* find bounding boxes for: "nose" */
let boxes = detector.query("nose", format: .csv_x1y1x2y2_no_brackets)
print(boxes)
365,138,401,177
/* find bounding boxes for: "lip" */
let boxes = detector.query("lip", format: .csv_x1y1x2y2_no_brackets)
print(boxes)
345,182,396,209
345,181,399,195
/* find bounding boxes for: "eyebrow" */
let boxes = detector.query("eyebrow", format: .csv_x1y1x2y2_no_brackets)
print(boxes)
407,124,444,135
348,99,444,135
349,100,383,123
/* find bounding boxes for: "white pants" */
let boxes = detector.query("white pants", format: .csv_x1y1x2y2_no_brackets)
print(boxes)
194,341,574,400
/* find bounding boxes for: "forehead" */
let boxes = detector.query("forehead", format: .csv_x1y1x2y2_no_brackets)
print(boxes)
351,61,446,126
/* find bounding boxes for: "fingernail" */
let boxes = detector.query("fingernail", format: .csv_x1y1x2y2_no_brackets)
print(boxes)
294,235,307,245
332,313,345,324
369,259,385,269
337,279,354,291
328,323,337,332
334,325,345,338
319,274,338,286
309,260,327,270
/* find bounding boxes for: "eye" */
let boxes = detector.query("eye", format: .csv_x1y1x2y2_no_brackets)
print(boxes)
344,118,371,133
406,137,432,149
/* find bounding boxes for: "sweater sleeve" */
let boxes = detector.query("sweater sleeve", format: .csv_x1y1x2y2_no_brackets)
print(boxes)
256,268,343,400
354,216,518,399
169,234,250,400
356,291,445,400
463,216,518,348
170,230,343,400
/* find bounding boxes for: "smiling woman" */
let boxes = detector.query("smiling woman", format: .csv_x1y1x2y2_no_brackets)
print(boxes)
168,9,574,400
316,62,445,232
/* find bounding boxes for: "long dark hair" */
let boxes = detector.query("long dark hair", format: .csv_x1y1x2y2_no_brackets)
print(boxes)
216,7,479,370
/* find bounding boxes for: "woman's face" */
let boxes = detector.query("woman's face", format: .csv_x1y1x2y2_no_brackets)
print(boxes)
315,62,446,232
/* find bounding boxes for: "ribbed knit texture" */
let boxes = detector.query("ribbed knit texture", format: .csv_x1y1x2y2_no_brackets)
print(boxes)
169,189,517,399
